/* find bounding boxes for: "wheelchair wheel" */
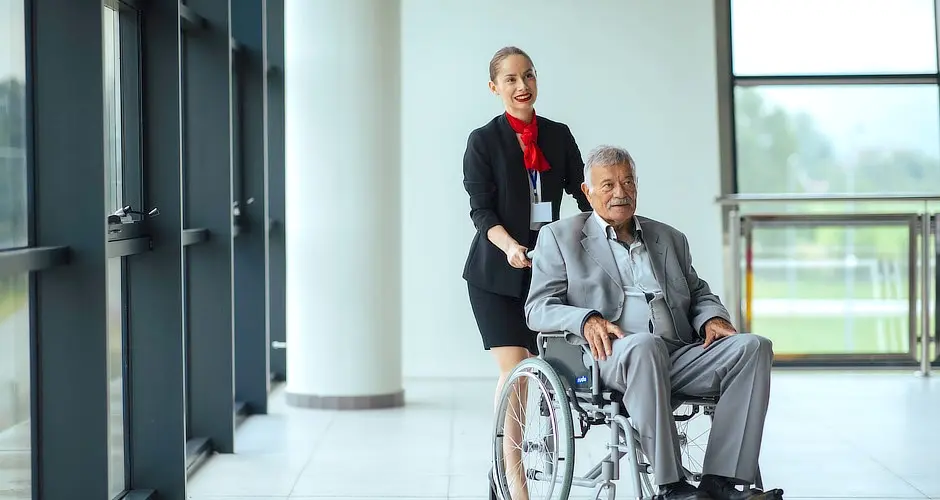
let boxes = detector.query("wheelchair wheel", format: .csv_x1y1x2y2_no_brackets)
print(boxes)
674,401,713,483
492,357,575,500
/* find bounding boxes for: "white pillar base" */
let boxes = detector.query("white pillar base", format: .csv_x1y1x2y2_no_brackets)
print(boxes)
285,390,405,410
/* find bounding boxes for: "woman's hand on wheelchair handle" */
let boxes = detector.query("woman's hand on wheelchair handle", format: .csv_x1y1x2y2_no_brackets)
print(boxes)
583,315,624,361
505,242,531,268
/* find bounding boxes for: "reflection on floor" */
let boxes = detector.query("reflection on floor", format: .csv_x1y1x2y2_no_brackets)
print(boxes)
188,371,940,500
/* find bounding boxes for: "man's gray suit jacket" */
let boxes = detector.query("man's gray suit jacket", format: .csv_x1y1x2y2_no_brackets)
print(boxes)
524,212,731,345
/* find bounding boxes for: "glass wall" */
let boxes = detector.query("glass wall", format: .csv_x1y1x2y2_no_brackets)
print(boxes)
727,0,940,360
0,1,285,495
0,0,31,498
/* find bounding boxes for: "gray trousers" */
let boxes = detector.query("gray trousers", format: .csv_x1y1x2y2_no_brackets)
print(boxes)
597,332,773,486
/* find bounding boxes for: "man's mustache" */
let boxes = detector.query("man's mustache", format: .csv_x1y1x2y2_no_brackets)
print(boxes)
608,197,633,208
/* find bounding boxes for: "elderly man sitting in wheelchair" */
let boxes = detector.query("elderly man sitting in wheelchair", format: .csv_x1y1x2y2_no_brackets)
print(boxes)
490,145,784,500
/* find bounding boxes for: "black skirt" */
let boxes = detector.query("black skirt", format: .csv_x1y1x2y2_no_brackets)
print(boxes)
468,282,538,355
467,230,540,355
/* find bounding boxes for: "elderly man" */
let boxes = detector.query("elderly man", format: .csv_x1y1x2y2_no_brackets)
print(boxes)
524,145,783,500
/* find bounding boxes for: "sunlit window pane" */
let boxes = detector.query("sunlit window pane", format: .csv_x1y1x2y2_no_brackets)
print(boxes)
0,1,31,498
734,85,940,195
0,0,28,251
731,0,939,76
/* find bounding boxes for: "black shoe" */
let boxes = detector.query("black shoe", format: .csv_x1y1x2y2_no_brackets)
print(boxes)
698,475,784,500
654,479,712,499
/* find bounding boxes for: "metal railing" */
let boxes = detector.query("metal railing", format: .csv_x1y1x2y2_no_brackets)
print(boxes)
717,193,940,205
717,193,940,376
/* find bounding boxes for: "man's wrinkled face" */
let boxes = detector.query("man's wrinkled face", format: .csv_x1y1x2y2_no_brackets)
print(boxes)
582,162,637,226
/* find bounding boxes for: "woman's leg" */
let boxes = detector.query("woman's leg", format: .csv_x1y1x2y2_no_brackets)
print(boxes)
492,346,531,408
492,346,532,500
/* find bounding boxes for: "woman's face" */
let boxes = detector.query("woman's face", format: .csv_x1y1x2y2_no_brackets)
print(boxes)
489,55,538,117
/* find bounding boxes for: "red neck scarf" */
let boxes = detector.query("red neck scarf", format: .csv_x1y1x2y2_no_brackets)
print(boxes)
505,112,551,173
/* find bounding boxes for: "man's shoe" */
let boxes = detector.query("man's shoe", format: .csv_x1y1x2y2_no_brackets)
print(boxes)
698,475,784,500
654,479,712,499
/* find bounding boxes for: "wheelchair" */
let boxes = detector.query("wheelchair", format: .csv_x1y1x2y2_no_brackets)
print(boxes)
490,332,765,500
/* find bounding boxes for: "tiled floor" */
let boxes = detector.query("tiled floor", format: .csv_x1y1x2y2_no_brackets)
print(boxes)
187,371,940,500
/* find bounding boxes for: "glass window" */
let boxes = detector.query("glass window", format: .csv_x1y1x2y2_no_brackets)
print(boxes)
104,4,124,216
231,48,244,223
730,0,938,76
733,85,940,196
105,257,126,498
0,0,28,250
180,24,192,440
103,5,129,498
0,274,30,500
1,1,31,499
746,223,912,356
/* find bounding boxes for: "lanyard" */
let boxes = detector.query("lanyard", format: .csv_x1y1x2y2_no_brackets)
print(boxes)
529,170,541,202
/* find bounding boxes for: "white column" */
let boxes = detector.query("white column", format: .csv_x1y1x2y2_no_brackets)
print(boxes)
284,0,402,409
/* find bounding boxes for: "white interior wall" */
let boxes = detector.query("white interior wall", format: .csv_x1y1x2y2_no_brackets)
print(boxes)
400,0,725,378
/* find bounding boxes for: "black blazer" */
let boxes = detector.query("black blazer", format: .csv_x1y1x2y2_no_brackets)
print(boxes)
462,114,592,298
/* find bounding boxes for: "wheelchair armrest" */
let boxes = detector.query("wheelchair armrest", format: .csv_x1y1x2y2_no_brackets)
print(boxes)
535,331,566,342
536,331,602,403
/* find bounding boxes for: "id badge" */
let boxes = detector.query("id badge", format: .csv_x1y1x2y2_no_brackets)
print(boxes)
531,201,552,223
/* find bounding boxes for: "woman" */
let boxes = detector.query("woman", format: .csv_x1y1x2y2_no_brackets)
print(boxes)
462,46,592,498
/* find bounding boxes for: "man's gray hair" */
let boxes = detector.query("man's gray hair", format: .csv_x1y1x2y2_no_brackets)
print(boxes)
583,145,637,191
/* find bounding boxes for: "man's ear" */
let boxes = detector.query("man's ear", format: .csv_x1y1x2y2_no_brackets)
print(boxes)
581,182,590,200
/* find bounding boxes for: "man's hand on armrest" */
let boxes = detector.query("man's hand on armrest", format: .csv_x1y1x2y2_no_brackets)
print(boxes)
582,315,624,361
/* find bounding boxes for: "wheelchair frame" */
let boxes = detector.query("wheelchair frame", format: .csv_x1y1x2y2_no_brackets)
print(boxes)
492,331,762,500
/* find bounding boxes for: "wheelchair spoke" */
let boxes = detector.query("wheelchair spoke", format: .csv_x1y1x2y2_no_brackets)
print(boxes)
690,427,710,443
682,444,705,476
521,388,558,499
675,404,712,483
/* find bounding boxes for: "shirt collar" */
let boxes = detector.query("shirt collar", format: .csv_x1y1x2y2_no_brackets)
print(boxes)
592,212,642,242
